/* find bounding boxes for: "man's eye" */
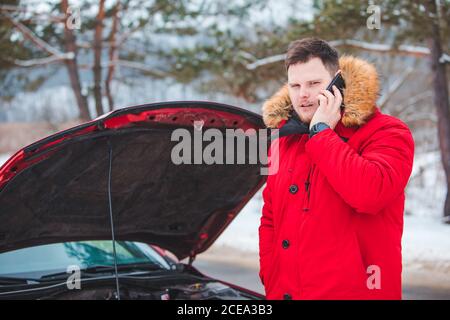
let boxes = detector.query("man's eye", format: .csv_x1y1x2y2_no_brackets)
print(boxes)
311,82,320,85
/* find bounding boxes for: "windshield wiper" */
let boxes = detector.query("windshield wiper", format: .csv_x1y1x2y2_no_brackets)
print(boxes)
39,262,167,281
0,276,42,286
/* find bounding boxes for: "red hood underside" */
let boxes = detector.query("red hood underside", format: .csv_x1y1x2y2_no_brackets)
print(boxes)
0,101,266,259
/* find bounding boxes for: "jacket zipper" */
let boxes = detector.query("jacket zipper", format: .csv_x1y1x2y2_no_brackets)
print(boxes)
302,164,315,212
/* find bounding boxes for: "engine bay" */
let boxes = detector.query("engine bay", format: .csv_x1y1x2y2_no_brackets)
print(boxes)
0,273,260,300
49,281,253,300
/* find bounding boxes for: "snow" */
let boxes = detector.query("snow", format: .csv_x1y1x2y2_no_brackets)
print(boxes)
0,154,11,169
440,53,450,64
403,215,450,265
214,191,263,253
405,151,446,218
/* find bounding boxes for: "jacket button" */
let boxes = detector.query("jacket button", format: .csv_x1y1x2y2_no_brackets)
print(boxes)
283,293,292,300
289,184,298,194
282,239,290,249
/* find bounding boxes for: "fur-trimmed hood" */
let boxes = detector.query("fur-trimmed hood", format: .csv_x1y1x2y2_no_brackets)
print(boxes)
262,55,380,128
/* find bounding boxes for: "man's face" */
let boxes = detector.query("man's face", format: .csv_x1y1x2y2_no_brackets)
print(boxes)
287,57,335,124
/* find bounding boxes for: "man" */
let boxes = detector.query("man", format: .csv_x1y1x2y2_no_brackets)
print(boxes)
259,38,414,300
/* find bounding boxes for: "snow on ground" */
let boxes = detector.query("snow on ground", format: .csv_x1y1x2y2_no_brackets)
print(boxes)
0,154,11,169
214,191,263,253
405,151,446,218
403,215,450,268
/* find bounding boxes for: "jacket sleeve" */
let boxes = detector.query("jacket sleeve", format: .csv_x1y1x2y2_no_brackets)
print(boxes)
305,120,414,215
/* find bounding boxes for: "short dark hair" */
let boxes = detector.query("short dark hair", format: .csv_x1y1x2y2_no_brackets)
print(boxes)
285,37,339,75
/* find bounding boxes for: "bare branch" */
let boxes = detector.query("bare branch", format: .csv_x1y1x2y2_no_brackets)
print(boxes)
13,53,74,67
116,24,144,48
2,12,74,69
76,41,92,49
392,91,433,117
78,60,167,78
378,66,415,108
329,39,431,56
238,50,257,62
245,39,449,70
115,60,167,77
3,13,67,58
247,54,284,70
0,4,65,22
403,111,437,123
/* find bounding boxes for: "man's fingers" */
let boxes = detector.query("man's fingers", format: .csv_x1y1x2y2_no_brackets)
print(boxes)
332,85,343,109
321,89,334,101
318,93,327,107
320,90,334,108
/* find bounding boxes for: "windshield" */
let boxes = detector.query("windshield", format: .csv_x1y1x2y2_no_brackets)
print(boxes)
0,241,171,278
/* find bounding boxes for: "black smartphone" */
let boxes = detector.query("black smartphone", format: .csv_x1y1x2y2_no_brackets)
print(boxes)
325,72,345,108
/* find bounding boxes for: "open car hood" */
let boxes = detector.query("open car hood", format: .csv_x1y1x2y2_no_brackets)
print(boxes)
0,102,267,260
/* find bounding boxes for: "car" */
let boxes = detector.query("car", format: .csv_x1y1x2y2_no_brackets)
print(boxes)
0,101,267,300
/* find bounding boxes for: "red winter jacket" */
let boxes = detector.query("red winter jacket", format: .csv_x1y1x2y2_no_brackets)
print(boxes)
259,56,414,300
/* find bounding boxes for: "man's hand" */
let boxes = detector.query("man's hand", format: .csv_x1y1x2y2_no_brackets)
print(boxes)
310,85,343,130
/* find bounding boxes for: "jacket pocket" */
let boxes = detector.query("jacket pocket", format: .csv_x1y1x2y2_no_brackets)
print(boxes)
302,164,316,212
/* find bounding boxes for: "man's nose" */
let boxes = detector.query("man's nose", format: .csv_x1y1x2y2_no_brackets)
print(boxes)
299,87,310,99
